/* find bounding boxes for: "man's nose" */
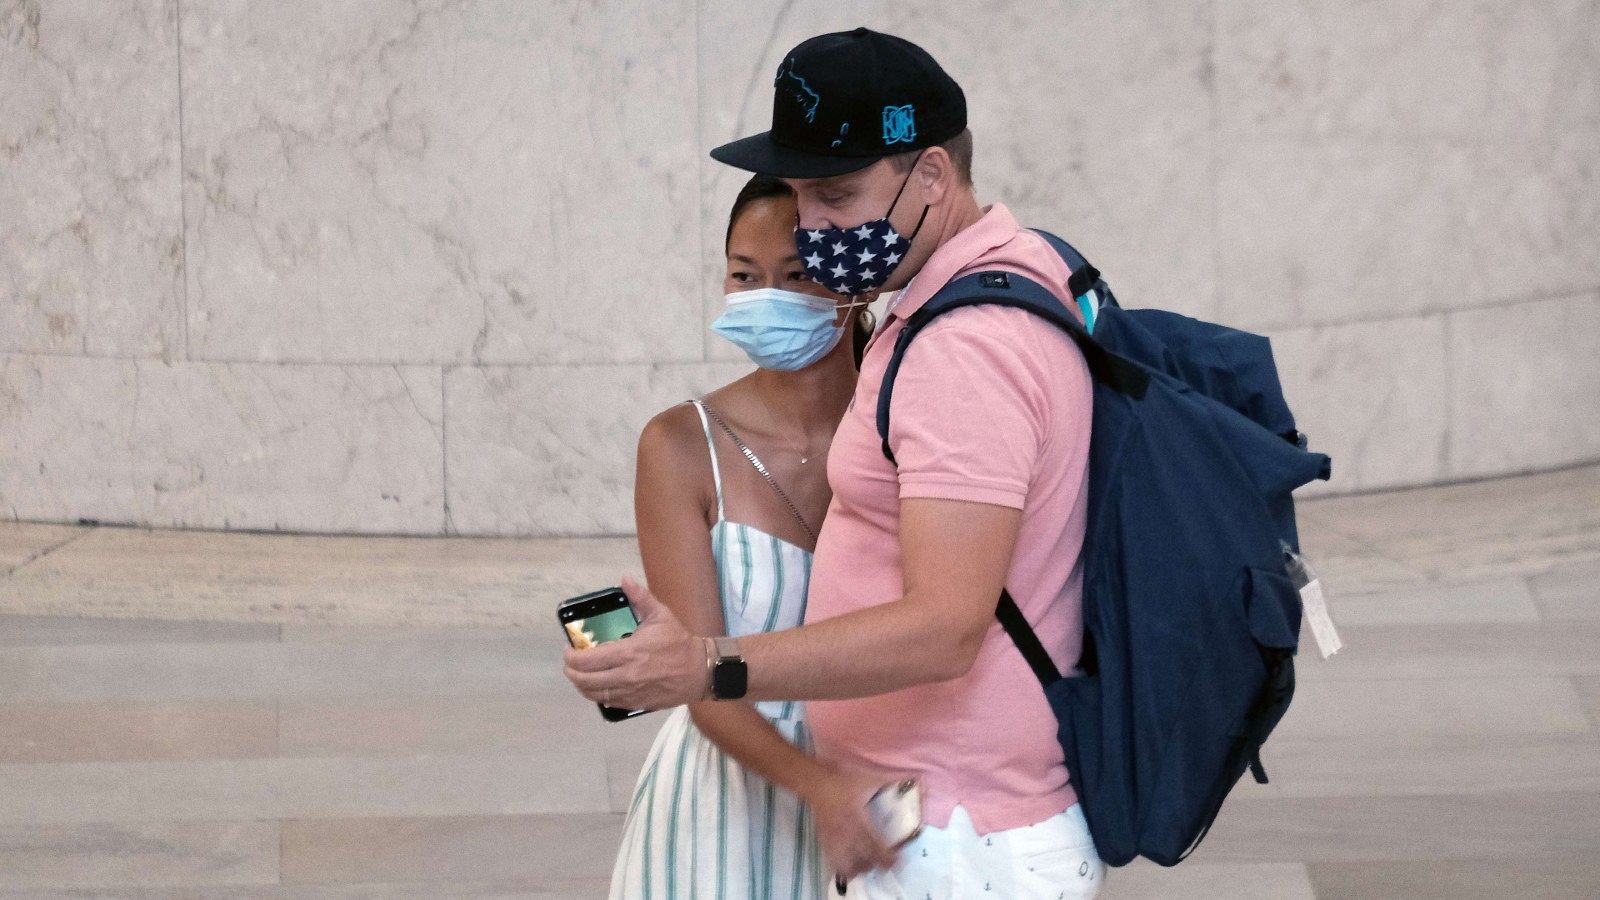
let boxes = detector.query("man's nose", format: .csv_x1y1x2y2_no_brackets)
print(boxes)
794,199,832,232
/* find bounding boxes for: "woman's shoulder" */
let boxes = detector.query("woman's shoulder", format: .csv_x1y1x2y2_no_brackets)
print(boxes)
639,401,705,462
639,373,760,460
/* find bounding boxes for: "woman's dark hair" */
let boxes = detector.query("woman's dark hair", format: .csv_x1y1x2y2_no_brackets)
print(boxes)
724,174,876,368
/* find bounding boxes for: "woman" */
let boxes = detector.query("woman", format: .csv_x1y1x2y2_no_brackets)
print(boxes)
608,175,879,899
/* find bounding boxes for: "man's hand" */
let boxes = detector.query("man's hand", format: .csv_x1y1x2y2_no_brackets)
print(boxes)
803,763,901,886
563,576,708,711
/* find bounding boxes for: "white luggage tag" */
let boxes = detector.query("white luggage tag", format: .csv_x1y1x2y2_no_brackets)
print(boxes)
1284,544,1342,659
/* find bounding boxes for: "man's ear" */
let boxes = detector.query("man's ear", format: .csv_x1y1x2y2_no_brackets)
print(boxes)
916,146,954,207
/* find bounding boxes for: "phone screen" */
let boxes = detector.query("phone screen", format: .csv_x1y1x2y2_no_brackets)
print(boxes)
563,603,638,649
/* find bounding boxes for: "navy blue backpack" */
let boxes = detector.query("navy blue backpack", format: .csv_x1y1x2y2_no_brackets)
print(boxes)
876,230,1332,867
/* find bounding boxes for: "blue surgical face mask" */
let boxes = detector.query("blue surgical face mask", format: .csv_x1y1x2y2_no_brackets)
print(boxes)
711,287,869,371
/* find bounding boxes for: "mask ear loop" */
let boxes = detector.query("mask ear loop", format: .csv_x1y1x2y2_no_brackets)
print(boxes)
824,297,874,327
884,149,927,215
884,150,932,261
902,204,931,244
830,297,875,334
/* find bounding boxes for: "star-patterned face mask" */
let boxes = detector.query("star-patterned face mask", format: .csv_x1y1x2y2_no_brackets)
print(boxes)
795,153,930,296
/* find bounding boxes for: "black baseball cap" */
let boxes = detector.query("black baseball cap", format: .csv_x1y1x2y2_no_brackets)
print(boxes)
710,28,967,179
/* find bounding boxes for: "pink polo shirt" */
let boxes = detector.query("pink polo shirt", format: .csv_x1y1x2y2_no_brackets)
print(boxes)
804,203,1093,835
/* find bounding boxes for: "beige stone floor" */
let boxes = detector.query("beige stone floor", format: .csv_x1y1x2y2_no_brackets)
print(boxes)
1,465,1598,897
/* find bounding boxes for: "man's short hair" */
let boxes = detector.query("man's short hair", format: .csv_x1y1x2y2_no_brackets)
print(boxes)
888,128,973,185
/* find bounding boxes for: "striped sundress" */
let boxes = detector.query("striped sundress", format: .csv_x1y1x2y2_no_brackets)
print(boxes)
609,399,827,900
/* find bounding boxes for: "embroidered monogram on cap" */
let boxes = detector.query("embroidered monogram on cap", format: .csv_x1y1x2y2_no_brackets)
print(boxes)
882,104,916,145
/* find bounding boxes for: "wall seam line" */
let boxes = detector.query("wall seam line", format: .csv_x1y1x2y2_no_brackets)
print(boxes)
175,0,192,361
441,365,453,536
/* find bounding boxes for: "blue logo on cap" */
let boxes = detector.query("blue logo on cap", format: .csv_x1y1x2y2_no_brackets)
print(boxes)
882,105,916,145
776,58,820,123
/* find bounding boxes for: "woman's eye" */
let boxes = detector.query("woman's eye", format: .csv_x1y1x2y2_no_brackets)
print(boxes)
730,272,753,283
787,271,808,282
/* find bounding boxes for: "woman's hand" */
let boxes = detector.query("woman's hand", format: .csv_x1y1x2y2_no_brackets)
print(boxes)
564,577,707,711
802,763,901,888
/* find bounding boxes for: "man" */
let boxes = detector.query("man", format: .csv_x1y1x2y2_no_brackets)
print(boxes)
567,28,1104,898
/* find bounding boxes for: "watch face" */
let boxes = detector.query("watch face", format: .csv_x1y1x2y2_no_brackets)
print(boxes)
713,658,749,700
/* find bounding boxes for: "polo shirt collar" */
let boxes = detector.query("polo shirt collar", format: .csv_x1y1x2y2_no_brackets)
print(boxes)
882,203,1021,323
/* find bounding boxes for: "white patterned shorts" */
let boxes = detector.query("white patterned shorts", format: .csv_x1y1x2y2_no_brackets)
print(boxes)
842,803,1105,899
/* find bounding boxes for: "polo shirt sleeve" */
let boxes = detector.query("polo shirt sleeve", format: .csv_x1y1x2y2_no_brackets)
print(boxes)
886,306,1051,510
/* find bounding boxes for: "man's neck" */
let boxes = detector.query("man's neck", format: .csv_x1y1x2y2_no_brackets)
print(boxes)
888,190,985,291
942,192,986,241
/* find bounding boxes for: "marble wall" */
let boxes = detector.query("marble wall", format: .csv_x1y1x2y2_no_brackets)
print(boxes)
3,0,1597,536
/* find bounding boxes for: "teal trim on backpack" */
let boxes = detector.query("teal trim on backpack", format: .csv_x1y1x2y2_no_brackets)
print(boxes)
1077,289,1099,334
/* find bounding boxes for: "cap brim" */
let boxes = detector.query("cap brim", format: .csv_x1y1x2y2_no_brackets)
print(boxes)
709,131,881,179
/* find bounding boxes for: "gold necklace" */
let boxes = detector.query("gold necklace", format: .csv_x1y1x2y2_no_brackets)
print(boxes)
796,431,831,465
751,383,830,464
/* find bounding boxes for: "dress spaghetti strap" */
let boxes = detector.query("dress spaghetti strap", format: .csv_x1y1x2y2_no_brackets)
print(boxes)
687,399,725,522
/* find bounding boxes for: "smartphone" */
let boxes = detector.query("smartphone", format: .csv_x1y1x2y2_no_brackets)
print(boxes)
866,778,924,850
558,587,649,722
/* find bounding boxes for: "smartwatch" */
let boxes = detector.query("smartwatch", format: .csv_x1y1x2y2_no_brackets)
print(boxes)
710,636,748,700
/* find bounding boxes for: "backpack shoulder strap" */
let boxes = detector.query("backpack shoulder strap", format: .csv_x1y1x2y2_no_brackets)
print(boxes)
997,589,1065,686
874,269,1144,689
874,252,1149,689
1028,228,1101,300
875,269,1146,465
1030,227,1115,331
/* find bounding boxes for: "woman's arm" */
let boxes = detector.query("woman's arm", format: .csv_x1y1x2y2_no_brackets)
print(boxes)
632,407,835,804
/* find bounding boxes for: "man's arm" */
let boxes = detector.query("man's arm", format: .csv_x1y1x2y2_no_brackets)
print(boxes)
567,307,1064,710
564,496,1019,709
741,496,1020,700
